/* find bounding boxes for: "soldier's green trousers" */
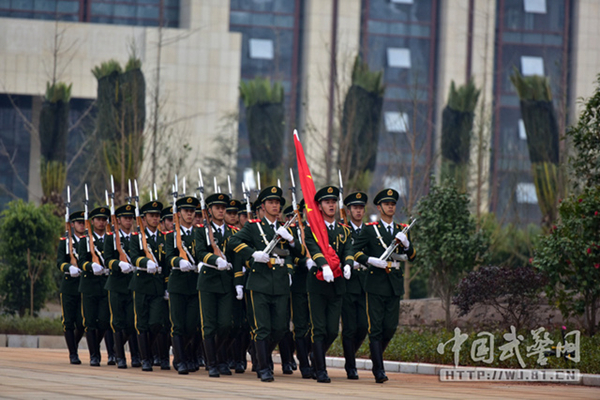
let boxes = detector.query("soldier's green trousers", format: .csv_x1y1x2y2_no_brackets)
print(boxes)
81,293,110,332
341,292,368,342
198,290,233,340
291,291,310,340
168,292,199,337
248,291,287,343
366,292,400,342
108,290,135,333
60,293,83,331
308,292,343,346
133,291,166,334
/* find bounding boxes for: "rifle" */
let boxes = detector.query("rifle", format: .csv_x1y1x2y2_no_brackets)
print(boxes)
109,176,129,263
65,186,77,266
134,179,158,266
241,182,253,219
227,175,233,199
263,214,297,256
378,218,417,262
84,184,101,266
338,170,347,225
172,175,190,262
104,190,112,235
289,168,310,257
198,169,225,260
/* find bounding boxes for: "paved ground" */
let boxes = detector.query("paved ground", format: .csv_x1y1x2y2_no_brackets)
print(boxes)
0,348,599,399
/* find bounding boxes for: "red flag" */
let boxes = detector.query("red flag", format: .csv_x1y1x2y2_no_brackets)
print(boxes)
293,130,342,280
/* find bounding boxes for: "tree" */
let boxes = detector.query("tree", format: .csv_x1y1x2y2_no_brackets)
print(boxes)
413,179,488,329
338,56,384,192
0,201,61,316
510,70,560,228
441,79,480,192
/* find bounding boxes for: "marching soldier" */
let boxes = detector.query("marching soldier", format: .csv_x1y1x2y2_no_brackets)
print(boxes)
104,204,136,369
238,201,251,228
77,206,111,367
224,199,241,227
196,193,236,377
166,195,201,375
129,200,170,372
352,188,416,383
56,210,85,364
304,186,353,383
161,206,173,232
341,192,369,379
229,186,301,382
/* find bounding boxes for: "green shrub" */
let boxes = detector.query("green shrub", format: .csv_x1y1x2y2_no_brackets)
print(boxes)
0,316,63,335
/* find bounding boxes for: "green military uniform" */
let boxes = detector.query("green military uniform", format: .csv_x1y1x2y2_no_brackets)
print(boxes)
352,188,416,383
129,200,168,372
341,192,369,379
195,193,237,377
166,196,201,375
229,186,302,382
77,206,111,367
304,186,354,383
104,204,136,369
56,210,85,365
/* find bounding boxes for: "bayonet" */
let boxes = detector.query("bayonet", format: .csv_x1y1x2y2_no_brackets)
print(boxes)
338,169,346,224
227,175,232,198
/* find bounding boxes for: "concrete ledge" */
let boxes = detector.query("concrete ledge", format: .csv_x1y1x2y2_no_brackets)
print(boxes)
38,335,65,349
582,374,600,386
399,362,419,374
7,335,38,348
0,334,6,347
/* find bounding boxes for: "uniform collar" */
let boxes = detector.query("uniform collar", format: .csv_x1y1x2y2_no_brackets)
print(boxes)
380,220,394,231
325,220,336,230
351,221,362,231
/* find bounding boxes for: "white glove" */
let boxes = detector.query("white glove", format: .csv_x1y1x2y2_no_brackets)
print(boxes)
353,261,361,270
235,285,244,300
68,265,80,277
179,259,193,272
252,251,270,264
91,262,104,275
306,259,316,270
395,231,410,248
146,261,157,274
343,265,351,280
216,257,230,271
289,274,293,286
368,257,388,269
321,265,334,283
157,266,162,274
276,227,294,243
163,290,169,300
118,261,133,274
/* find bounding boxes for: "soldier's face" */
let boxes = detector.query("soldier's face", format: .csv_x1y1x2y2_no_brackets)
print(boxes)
210,204,226,222
92,217,107,233
180,208,195,224
349,205,365,222
118,216,133,231
257,206,265,219
193,213,202,225
164,217,173,231
377,201,396,217
144,212,160,229
239,213,248,227
225,210,238,225
72,221,86,235
263,199,281,218
319,199,337,219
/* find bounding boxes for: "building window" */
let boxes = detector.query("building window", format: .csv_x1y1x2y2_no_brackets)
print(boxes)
518,119,527,140
383,176,407,197
516,183,538,204
384,111,409,133
387,48,411,68
520,56,544,76
390,0,414,4
524,0,547,14
249,38,274,60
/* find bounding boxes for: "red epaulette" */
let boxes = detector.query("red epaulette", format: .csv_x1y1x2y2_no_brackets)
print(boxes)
289,223,296,228
366,222,379,226
250,219,261,223
340,223,349,228
107,232,114,236
168,230,174,234
132,232,139,235
60,237,66,241
399,223,407,228
196,224,204,228
161,231,167,235
228,224,239,230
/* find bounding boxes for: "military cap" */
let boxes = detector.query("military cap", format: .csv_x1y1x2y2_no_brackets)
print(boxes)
373,188,399,205
226,199,242,213
251,201,260,213
259,186,284,204
239,201,251,215
176,196,200,209
344,191,368,207
115,204,135,217
90,206,110,219
195,203,202,214
69,210,85,222
283,205,294,217
206,193,230,207
314,186,339,203
298,199,305,211
161,206,173,221
141,201,163,215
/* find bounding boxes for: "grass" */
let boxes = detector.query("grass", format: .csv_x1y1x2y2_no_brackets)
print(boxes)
0,316,63,336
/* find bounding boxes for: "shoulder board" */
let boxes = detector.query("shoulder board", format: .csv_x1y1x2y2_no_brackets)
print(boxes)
366,222,379,226
132,232,139,235
161,231,167,235
196,224,204,228
60,237,66,241
340,223,349,228
228,224,239,230
289,223,296,228
250,219,261,223
106,232,114,236
168,230,174,234
400,223,408,228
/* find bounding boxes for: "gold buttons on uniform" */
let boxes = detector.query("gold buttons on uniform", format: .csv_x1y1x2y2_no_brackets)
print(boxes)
252,269,256,272
370,271,373,274
272,267,276,270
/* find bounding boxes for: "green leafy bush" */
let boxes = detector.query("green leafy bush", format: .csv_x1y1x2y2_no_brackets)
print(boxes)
0,316,63,335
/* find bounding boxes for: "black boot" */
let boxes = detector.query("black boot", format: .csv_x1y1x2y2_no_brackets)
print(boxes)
370,340,388,383
234,332,246,373
382,339,390,354
171,335,189,375
187,335,199,372
249,340,257,372
312,341,330,383
104,330,116,366
255,340,274,382
216,336,233,376
278,335,293,375
204,337,220,377
64,330,81,365
152,338,161,366
113,331,128,369
129,334,142,367
86,330,100,367
158,333,171,370
197,337,206,368
342,338,358,379
75,327,85,349
295,336,312,379
137,332,153,371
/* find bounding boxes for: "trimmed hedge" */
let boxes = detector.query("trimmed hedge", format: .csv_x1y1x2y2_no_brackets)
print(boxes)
0,316,63,336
